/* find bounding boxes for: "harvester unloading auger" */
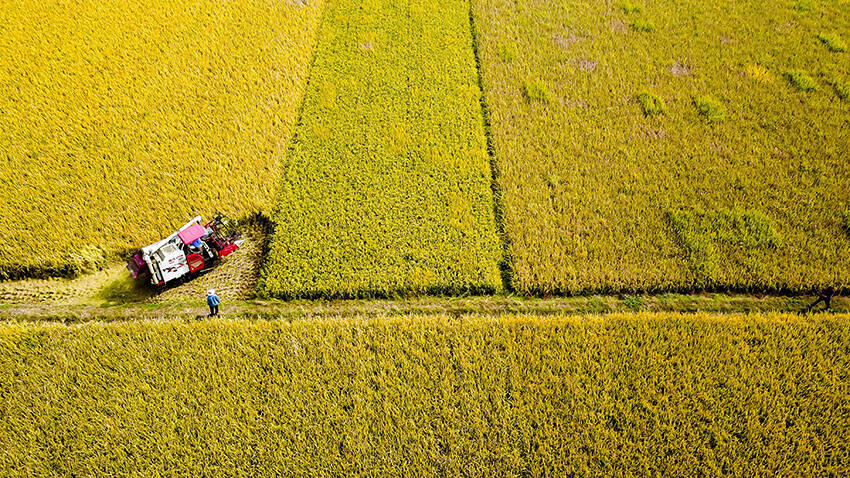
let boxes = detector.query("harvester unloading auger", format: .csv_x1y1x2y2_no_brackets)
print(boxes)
127,215,244,287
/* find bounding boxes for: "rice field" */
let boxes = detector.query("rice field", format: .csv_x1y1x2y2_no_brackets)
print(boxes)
1,2,848,474
258,0,501,298
1,313,847,475
0,0,326,280
2,0,847,299
471,0,850,294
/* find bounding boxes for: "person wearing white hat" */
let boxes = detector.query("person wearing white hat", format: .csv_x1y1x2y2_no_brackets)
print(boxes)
206,289,221,316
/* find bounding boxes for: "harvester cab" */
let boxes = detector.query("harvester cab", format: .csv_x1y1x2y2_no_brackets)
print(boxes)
127,215,243,287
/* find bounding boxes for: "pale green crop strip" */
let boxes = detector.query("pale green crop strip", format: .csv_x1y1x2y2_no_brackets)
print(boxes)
259,0,502,298
1,313,848,475
0,0,327,280
472,0,850,294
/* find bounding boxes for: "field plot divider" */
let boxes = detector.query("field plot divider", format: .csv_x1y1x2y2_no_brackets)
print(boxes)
265,0,332,219
467,0,512,292
257,0,332,285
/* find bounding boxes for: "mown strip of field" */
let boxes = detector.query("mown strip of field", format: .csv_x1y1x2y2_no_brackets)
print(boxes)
471,0,850,294
0,0,326,279
258,0,502,298
1,313,848,475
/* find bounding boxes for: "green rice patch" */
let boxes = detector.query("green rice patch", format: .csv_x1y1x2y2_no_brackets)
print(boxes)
620,2,643,14
631,19,655,32
818,32,847,52
523,79,550,103
792,0,815,14
496,41,517,62
669,208,782,284
694,96,725,123
637,92,665,116
544,172,562,188
787,71,817,91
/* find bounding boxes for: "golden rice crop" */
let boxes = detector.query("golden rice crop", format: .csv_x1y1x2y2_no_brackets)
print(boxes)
472,0,850,294
1,312,848,475
0,0,326,280
258,0,502,298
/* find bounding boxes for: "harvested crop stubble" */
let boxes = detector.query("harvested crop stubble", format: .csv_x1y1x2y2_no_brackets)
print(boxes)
0,0,326,280
1,313,848,475
259,0,501,298
472,0,850,293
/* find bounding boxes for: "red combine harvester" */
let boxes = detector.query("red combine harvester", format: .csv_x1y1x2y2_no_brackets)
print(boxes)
127,215,243,287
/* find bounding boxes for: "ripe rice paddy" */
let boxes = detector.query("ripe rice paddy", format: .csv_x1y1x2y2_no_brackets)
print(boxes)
0,0,326,280
1,2,848,474
2,0,848,299
1,312,847,475
471,0,850,294
258,0,502,299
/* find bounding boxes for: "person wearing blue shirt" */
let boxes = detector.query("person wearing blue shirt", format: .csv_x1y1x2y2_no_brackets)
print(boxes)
207,289,221,316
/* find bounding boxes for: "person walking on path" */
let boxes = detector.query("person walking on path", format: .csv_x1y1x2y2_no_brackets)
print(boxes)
806,286,836,313
207,289,221,317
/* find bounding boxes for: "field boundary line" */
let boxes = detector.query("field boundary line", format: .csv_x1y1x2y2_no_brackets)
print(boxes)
256,0,333,292
3,293,846,324
467,0,512,292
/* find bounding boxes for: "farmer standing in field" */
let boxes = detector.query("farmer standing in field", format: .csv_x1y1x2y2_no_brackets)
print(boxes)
806,285,836,313
207,289,221,317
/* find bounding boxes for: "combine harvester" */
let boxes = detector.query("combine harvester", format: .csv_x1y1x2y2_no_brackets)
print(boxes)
127,215,243,287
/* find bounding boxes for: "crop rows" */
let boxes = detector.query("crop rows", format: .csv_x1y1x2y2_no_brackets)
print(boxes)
471,0,850,293
0,0,326,279
1,313,848,475
4,0,848,298
258,0,501,298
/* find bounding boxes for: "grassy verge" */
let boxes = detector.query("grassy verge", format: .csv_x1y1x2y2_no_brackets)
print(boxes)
1,292,846,323
1,313,847,475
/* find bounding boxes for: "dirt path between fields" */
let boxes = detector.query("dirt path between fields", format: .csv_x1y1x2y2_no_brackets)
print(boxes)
1,291,845,323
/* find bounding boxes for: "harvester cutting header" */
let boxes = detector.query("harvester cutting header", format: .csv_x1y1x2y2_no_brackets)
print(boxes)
127,215,243,286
